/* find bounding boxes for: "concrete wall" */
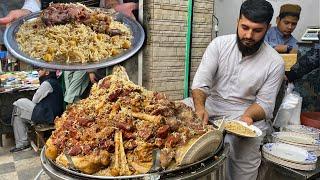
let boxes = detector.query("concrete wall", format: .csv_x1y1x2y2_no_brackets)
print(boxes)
143,0,215,100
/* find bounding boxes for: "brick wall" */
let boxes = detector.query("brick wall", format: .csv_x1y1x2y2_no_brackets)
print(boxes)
143,0,215,100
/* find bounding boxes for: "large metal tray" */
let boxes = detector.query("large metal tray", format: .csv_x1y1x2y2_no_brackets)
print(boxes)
4,10,145,70
41,138,224,179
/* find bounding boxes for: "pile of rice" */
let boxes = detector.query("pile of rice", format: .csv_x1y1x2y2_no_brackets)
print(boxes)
16,16,132,63
225,121,256,137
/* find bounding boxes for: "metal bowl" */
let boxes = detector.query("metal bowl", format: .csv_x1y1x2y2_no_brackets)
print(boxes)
4,11,145,70
41,140,226,179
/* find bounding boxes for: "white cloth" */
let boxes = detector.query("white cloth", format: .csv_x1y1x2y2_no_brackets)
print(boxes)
188,34,285,180
192,34,285,120
22,0,41,12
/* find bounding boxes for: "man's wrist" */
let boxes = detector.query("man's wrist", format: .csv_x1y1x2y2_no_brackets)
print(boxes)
194,105,205,112
241,115,254,125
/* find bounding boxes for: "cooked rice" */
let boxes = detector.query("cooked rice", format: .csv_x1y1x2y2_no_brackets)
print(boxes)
16,16,132,63
225,121,256,137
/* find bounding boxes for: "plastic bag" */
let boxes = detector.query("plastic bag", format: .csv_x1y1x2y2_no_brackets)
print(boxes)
273,83,302,129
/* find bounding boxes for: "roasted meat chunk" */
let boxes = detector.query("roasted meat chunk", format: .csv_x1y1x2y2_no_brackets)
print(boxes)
40,3,113,34
41,3,91,26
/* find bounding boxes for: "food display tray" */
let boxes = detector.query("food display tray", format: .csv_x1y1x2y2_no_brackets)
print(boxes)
4,10,145,70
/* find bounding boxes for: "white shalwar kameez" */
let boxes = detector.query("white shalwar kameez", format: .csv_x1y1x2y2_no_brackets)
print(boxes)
184,34,285,180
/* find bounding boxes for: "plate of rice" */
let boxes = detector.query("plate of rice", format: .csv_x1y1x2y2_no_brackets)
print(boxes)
4,3,145,70
223,120,262,138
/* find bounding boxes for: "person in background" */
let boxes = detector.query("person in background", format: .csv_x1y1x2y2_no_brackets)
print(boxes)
183,0,284,179
264,4,301,54
63,71,91,104
10,67,63,152
285,32,320,83
285,48,319,83
284,32,320,112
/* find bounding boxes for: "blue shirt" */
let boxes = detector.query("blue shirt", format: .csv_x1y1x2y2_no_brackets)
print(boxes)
265,26,298,49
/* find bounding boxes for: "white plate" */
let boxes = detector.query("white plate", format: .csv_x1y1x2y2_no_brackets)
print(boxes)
272,132,320,145
283,125,320,139
222,120,262,138
175,130,223,165
262,143,317,164
272,137,320,149
263,150,317,171
273,138,320,156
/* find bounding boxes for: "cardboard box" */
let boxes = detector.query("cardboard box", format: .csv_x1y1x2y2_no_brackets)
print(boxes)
281,54,297,71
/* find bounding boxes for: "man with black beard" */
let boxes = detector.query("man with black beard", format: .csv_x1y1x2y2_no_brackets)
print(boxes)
183,0,284,179
236,27,267,57
10,68,63,152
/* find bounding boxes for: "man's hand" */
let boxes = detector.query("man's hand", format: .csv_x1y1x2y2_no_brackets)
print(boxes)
195,107,209,125
274,44,288,53
0,9,31,26
241,103,266,125
274,45,297,54
89,72,97,83
115,3,138,19
192,89,208,125
240,115,254,125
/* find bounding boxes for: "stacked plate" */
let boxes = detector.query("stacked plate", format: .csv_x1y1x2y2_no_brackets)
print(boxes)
282,125,320,139
272,131,320,156
262,143,317,170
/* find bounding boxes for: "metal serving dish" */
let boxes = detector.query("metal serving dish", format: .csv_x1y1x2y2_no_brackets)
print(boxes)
41,140,226,179
4,10,145,70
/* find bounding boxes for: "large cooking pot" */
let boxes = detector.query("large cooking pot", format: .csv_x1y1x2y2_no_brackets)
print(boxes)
41,142,229,180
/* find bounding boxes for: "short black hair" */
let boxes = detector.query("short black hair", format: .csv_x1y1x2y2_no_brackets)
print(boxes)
48,71,57,79
279,12,300,20
240,0,274,25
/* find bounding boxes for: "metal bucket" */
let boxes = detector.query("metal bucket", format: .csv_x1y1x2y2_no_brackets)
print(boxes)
41,144,229,180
